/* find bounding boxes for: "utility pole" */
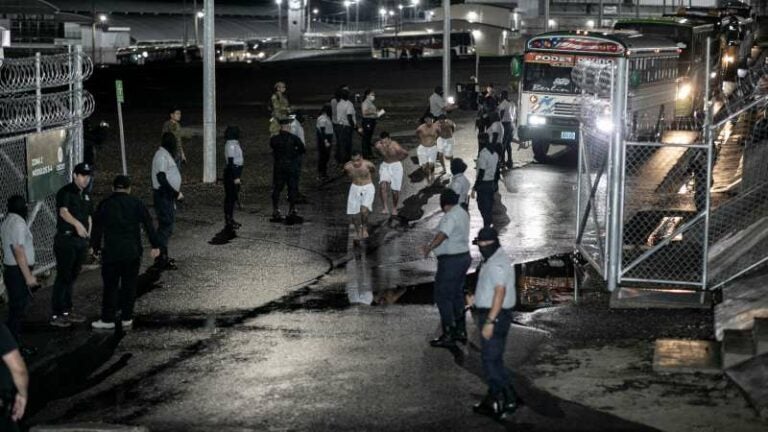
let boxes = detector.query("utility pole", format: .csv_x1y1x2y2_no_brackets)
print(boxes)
203,0,216,183
544,0,550,31
277,0,283,36
355,0,360,32
442,0,450,100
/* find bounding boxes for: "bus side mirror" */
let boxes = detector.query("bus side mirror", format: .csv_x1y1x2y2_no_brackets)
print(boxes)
511,54,523,78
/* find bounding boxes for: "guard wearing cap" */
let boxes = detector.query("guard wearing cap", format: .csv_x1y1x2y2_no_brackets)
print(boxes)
50,162,93,328
470,227,518,419
270,118,305,224
90,175,161,330
420,190,471,348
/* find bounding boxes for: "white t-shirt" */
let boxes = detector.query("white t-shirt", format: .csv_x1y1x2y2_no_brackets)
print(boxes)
224,139,243,166
316,114,335,138
291,119,306,145
498,99,512,123
429,93,446,118
449,173,471,206
336,100,356,126
1,213,34,266
151,147,181,191
475,248,516,309
477,148,498,181
433,205,470,256
488,121,504,143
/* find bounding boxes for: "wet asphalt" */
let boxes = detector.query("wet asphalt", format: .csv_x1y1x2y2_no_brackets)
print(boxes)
7,58,732,431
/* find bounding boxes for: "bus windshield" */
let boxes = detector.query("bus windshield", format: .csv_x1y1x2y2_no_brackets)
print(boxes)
523,62,578,94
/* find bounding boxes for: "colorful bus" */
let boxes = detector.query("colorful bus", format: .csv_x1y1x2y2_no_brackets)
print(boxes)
517,31,680,162
371,30,474,60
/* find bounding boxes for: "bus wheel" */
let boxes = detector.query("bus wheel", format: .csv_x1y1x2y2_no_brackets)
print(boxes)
532,140,550,163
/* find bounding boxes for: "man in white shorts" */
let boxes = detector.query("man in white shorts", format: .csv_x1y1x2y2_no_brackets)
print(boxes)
344,153,376,239
374,132,408,216
416,114,440,183
436,114,457,175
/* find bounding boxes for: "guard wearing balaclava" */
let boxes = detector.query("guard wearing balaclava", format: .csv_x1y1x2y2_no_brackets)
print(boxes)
470,227,518,419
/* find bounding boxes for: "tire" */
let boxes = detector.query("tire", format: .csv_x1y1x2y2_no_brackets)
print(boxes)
532,140,550,163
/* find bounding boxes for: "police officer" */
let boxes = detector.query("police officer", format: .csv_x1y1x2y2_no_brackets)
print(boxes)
152,132,183,271
420,190,471,347
449,158,471,211
270,118,305,224
90,175,161,330
470,227,518,419
50,162,93,328
0,323,28,432
1,195,38,345
472,133,500,228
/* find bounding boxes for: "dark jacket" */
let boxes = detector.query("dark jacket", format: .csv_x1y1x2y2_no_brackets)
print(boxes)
270,130,305,168
91,192,160,263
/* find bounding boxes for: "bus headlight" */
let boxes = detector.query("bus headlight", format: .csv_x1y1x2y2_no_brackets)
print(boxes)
529,115,546,126
723,54,734,64
596,116,613,133
676,83,692,100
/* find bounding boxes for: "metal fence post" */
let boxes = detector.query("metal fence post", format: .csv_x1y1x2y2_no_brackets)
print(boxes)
607,57,627,292
73,45,84,165
702,37,713,289
35,53,42,132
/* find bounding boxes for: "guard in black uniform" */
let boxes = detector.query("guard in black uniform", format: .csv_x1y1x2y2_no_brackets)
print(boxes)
50,162,93,328
90,175,161,330
270,118,305,224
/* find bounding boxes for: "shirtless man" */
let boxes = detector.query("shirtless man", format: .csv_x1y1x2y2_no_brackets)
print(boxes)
375,132,409,216
435,115,457,174
416,115,440,183
344,153,377,239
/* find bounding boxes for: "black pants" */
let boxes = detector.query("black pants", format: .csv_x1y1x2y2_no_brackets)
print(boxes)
3,265,30,342
476,181,495,228
474,308,515,399
434,253,471,328
361,118,377,159
272,165,299,210
52,235,88,316
223,168,240,226
316,132,332,178
333,124,343,163
337,126,353,164
501,121,513,167
153,189,176,258
101,258,141,322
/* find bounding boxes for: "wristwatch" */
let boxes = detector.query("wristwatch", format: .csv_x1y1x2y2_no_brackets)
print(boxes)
485,317,498,325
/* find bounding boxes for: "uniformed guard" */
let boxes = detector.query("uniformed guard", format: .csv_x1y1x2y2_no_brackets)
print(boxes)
0,323,28,431
151,132,183,270
223,126,244,231
472,133,499,228
449,158,471,211
91,175,161,330
50,162,93,328
470,227,518,419
420,190,471,347
269,81,291,136
270,118,305,224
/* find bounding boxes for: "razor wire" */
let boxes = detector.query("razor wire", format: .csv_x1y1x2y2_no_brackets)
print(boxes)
0,89,94,135
0,51,93,95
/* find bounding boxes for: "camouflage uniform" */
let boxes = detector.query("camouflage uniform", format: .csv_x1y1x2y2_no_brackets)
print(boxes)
269,93,291,136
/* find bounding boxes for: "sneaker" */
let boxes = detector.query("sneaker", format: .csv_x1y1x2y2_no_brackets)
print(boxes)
121,319,133,328
50,315,72,328
62,312,87,323
91,319,115,330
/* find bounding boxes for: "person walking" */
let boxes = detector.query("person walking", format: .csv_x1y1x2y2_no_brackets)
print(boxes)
487,111,504,153
361,89,385,159
269,81,291,137
0,323,28,432
416,114,440,183
429,86,455,118
420,190,471,348
1,196,38,347
330,85,348,164
270,119,305,224
151,133,183,271
436,114,457,174
472,134,500,228
449,158,471,211
50,162,93,328
470,227,518,419
223,126,244,231
498,91,515,170
374,132,408,216
315,105,335,182
91,175,161,330
335,88,357,164
344,153,376,240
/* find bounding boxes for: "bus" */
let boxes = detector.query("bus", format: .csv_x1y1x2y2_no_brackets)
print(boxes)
614,17,719,117
517,31,680,162
371,31,474,60
215,41,247,62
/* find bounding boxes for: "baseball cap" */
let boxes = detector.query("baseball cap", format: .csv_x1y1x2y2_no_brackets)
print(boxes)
113,175,131,189
73,162,93,175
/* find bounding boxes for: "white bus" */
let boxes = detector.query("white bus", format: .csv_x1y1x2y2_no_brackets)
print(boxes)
372,30,474,60
517,31,680,162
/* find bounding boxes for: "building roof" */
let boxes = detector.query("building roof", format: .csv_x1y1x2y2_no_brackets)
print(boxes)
44,0,275,17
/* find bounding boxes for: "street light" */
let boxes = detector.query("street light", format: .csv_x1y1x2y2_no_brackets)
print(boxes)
92,13,107,64
344,0,352,32
355,0,361,32
379,7,387,28
276,0,283,36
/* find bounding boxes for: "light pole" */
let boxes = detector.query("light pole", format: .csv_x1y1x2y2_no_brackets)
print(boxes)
398,4,403,24
203,0,216,183
92,13,107,63
344,0,352,32
195,10,204,45
311,8,319,32
355,0,361,32
276,0,283,36
379,8,386,28
411,0,420,20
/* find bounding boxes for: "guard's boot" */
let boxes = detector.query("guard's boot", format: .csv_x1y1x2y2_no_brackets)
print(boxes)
429,324,456,348
472,392,501,417
453,318,468,344
499,386,519,418
269,210,284,223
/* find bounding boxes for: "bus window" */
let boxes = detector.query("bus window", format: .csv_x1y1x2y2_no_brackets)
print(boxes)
523,62,577,94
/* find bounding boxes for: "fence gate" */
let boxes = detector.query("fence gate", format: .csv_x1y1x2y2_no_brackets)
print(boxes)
0,46,94,276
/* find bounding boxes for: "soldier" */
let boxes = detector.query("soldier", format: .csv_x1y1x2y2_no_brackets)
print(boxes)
269,81,291,137
49,162,93,328
91,175,161,330
361,89,385,159
270,118,305,224
469,227,518,419
161,107,191,169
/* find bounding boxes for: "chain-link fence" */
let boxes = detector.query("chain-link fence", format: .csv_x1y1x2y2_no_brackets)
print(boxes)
575,41,768,292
